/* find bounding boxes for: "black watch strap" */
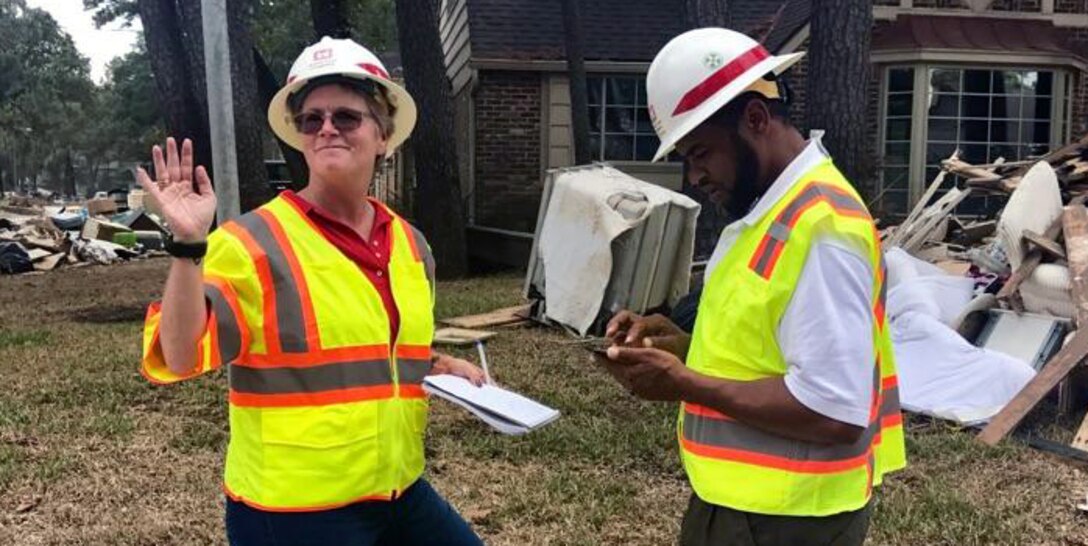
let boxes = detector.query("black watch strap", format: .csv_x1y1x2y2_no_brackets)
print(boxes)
165,236,208,262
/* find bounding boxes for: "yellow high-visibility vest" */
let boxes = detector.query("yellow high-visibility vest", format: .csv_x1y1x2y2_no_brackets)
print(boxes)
681,159,906,517
141,196,436,511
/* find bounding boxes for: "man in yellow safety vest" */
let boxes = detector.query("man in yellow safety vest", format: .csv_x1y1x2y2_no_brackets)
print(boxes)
596,27,906,546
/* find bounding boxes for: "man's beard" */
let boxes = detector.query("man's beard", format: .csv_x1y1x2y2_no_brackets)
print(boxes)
723,134,763,218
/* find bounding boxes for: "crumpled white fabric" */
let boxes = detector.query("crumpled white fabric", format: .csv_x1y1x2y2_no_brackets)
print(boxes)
884,248,1035,425
536,165,698,335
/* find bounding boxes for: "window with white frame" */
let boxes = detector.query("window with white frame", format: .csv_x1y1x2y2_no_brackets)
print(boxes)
878,65,1074,217
881,68,915,217
586,75,661,162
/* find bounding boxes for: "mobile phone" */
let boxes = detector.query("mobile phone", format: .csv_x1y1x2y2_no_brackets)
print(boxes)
582,342,611,356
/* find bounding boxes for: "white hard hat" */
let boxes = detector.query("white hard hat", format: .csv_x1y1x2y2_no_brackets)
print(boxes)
646,28,804,162
268,36,417,158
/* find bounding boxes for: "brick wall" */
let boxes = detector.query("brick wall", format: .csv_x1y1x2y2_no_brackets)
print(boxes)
1071,29,1088,138
1075,70,1088,138
1056,0,1088,13
473,70,543,232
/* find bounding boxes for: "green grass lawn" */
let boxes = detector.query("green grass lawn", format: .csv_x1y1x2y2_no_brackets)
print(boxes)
0,259,1086,545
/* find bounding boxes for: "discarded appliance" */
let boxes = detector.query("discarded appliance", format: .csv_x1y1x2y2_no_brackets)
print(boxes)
524,163,699,336
968,310,1071,371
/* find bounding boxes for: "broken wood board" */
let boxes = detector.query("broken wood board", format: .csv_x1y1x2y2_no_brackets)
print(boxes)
942,156,1003,181
1006,134,1088,179
891,171,947,247
433,327,498,346
977,328,1088,446
26,248,51,262
966,177,1018,193
952,220,996,246
23,235,64,252
441,304,532,329
32,253,63,271
1022,229,1066,261
901,188,971,253
1073,411,1088,451
1064,205,1088,329
1067,161,1088,183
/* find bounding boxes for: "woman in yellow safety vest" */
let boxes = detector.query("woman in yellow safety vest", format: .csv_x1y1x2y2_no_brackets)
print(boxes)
137,37,486,546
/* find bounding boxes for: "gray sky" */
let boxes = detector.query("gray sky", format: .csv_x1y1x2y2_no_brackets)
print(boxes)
26,0,141,84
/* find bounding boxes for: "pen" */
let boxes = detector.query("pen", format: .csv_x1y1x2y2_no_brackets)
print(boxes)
475,340,493,385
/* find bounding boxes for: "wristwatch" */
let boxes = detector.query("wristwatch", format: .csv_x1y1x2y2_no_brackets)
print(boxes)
164,235,208,265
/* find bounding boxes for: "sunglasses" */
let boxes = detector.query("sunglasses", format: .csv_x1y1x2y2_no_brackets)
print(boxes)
292,107,372,135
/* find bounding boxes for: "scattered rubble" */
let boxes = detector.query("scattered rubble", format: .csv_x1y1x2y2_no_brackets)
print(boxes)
879,134,1088,457
0,193,169,275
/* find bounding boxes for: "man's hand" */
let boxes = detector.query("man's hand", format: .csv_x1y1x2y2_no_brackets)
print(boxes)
605,310,691,358
429,353,487,386
593,346,692,402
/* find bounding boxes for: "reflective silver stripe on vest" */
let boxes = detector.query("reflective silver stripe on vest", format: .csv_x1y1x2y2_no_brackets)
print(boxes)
750,221,791,278
767,221,791,244
777,184,868,227
229,359,393,394
396,359,432,386
881,386,900,419
683,359,898,464
682,410,877,462
236,212,309,353
205,283,243,364
406,223,435,289
750,184,871,279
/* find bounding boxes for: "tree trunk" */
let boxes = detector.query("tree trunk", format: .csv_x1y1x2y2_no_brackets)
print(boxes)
64,148,76,198
310,0,352,39
136,0,213,178
395,0,468,278
225,0,273,211
175,0,209,118
805,0,872,186
560,0,592,166
87,159,100,196
254,48,309,190
683,0,731,261
167,0,271,212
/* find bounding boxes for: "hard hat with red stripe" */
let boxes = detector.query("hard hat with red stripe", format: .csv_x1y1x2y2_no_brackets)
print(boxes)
646,28,804,162
268,36,417,158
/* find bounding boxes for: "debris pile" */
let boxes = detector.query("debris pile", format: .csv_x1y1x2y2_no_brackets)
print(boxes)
880,135,1088,456
0,190,167,275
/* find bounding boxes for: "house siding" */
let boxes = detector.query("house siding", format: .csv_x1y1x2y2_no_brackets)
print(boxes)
439,0,473,95
1072,28,1088,137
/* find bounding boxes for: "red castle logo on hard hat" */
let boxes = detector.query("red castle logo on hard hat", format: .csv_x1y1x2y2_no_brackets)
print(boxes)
313,48,333,61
